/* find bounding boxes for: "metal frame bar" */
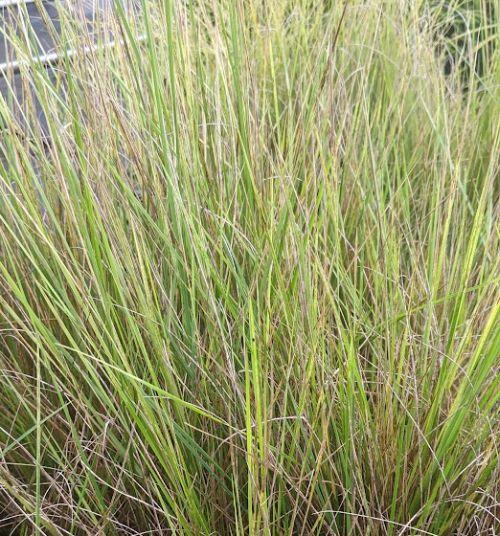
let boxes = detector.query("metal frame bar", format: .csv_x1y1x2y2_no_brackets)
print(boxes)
0,0,37,8
0,34,145,74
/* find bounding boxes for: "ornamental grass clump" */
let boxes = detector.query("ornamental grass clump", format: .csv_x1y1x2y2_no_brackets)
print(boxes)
0,1,498,534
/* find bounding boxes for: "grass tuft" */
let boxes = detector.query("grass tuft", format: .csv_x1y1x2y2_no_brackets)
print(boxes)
0,0,498,534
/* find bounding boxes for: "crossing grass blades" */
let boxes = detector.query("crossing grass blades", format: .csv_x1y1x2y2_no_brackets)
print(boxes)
0,0,498,534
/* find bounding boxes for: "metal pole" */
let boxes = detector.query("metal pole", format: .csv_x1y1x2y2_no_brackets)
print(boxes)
0,34,146,75
0,0,37,8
